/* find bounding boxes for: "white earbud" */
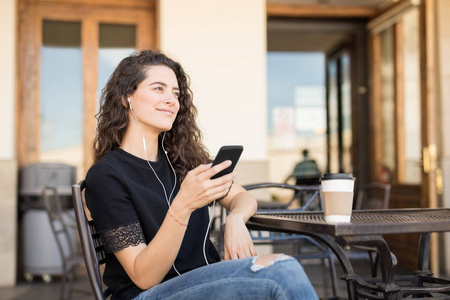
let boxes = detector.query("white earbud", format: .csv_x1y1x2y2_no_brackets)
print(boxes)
127,97,132,110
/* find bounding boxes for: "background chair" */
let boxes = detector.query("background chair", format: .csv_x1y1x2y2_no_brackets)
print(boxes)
354,182,391,210
243,183,338,299
42,186,86,300
71,181,111,300
346,182,396,277
245,182,322,210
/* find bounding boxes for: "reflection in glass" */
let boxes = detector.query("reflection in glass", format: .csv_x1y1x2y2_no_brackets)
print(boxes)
267,52,326,181
328,61,339,173
380,27,395,176
400,8,421,184
341,53,352,173
40,20,83,165
98,24,136,108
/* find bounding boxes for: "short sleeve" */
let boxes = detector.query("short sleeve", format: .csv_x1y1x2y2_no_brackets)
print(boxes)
100,221,145,253
85,162,140,234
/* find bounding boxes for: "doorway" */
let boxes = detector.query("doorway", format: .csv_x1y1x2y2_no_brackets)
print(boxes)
266,0,442,272
267,18,368,186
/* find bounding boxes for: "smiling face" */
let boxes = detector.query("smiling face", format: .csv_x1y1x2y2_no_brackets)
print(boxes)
128,65,180,137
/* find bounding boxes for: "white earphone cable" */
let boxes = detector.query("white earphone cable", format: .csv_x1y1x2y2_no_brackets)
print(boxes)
130,108,176,207
203,201,215,265
129,107,181,275
129,105,212,274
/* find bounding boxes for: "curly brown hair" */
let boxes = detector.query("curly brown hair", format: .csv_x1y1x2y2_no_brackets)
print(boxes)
93,50,210,181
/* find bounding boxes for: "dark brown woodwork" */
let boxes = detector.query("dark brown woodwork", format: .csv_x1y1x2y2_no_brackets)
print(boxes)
267,3,378,18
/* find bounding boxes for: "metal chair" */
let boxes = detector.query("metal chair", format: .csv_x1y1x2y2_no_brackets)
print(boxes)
354,182,391,211
348,182,396,277
244,183,338,299
246,182,322,210
71,181,112,300
42,186,86,300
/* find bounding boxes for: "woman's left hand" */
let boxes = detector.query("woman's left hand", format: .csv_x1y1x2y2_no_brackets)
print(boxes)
223,212,257,260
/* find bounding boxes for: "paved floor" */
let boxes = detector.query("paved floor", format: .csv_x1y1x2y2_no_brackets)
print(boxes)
4,238,447,300
1,257,379,300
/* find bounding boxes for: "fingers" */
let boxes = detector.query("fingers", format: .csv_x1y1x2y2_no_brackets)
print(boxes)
189,161,234,181
205,160,233,180
224,241,257,261
189,163,213,176
179,162,235,208
223,214,258,261
189,161,235,184
223,224,258,260
224,247,231,261
200,161,235,199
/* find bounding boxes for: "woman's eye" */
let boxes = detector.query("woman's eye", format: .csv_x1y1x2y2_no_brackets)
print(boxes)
174,92,180,98
154,86,163,91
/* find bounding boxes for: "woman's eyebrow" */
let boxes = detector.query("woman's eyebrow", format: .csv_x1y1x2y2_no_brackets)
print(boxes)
149,81,167,86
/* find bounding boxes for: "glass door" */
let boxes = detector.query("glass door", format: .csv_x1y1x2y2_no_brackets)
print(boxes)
371,7,422,188
18,0,156,179
368,0,439,272
40,20,84,169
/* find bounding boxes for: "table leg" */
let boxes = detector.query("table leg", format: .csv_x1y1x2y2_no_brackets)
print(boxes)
417,232,432,272
312,234,360,300
344,235,403,299
415,232,434,288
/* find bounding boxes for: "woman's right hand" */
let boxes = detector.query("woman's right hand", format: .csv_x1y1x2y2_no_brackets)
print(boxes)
171,161,235,218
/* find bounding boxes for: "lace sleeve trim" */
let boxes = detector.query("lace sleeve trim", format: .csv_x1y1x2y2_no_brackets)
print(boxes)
100,221,145,253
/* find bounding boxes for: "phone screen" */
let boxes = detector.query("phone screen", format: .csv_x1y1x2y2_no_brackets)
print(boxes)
211,145,243,179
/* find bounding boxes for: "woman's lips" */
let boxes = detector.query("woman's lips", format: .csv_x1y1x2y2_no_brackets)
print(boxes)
157,108,174,115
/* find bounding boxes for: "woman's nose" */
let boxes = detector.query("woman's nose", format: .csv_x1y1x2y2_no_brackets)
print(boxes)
164,93,177,105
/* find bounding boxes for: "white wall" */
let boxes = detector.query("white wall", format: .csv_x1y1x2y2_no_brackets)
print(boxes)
158,0,267,162
0,0,17,287
1,0,16,160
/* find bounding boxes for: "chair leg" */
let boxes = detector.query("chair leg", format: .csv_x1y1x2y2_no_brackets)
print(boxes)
61,265,76,300
372,253,380,278
60,269,69,300
326,254,338,299
366,250,379,278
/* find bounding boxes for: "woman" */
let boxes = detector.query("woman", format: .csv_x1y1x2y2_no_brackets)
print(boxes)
85,50,318,300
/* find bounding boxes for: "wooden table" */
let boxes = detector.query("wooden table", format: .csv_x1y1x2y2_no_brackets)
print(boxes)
247,208,450,299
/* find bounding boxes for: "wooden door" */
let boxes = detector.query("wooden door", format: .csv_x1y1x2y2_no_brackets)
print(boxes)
18,0,156,179
367,0,440,272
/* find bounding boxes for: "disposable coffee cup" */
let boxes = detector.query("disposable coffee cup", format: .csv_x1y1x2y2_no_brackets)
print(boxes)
320,173,355,223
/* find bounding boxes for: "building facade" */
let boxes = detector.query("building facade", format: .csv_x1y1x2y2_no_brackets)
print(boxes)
1,0,450,287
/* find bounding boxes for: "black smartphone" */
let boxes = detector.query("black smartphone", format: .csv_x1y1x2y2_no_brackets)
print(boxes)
210,145,244,179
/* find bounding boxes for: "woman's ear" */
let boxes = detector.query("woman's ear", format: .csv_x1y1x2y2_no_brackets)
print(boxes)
122,96,131,109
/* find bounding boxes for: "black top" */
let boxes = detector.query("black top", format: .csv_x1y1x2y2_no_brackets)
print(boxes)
85,147,220,300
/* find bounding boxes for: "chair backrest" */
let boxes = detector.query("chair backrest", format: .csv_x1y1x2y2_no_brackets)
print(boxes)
243,183,323,241
42,186,77,260
72,181,111,300
244,182,322,210
354,182,391,210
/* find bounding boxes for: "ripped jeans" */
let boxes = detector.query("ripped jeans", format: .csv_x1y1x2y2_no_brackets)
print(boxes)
133,254,319,300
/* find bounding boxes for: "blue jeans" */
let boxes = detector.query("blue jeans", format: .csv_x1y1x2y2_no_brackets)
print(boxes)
133,254,318,300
